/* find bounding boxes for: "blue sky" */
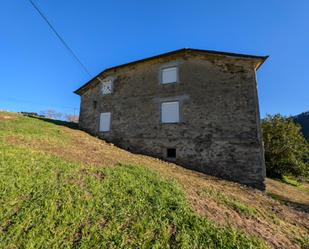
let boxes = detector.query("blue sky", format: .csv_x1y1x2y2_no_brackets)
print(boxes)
0,0,308,117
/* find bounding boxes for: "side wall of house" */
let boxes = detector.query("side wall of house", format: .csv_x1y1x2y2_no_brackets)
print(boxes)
79,52,266,189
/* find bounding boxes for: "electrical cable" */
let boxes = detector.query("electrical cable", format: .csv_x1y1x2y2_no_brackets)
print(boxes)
27,0,93,78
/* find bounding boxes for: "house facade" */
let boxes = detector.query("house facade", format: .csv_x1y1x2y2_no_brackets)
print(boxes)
74,48,267,190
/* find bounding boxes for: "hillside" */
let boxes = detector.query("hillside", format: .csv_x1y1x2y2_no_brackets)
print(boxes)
294,111,309,140
0,112,308,248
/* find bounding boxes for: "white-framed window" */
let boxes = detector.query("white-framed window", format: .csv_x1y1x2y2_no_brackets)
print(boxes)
161,67,178,84
101,79,113,95
99,112,111,132
161,101,180,123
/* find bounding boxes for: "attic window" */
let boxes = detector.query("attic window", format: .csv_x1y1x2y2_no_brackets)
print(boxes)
167,148,176,158
161,67,178,84
101,79,113,95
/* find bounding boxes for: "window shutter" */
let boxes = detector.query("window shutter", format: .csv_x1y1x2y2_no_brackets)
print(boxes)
100,112,111,132
161,101,180,123
161,67,177,84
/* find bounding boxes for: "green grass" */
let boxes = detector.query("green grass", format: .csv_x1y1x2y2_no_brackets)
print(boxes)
0,113,72,145
295,236,309,249
0,113,267,248
281,175,301,187
199,187,258,218
0,145,266,248
280,175,309,193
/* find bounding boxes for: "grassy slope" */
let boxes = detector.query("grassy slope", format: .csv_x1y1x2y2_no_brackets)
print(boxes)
0,112,308,248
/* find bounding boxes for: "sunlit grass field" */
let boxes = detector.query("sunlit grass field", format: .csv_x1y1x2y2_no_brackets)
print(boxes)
0,113,266,248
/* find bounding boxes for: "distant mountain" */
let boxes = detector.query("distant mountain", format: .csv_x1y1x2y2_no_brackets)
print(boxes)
293,111,309,140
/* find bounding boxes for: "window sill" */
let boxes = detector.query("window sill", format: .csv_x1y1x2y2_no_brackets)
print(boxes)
160,122,182,124
160,81,179,85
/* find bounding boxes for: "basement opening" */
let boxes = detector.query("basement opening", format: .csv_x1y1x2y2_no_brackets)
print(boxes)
167,148,176,158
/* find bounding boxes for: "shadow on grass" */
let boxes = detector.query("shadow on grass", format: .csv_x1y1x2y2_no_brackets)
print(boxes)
267,192,309,213
26,115,79,130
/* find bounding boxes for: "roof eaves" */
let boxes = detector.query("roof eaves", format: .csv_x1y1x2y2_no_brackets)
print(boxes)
255,55,269,70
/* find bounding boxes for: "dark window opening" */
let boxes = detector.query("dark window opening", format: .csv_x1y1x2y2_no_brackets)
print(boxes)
93,101,97,109
167,148,176,158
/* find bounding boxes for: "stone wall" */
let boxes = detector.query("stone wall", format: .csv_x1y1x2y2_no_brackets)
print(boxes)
78,51,266,189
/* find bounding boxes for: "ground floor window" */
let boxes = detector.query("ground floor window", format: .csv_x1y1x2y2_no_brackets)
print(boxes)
100,112,111,132
161,101,180,123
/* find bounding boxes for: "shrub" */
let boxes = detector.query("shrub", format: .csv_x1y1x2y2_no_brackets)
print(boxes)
261,114,309,178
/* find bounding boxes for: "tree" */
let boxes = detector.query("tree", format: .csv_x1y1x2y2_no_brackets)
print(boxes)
40,109,63,120
261,114,309,178
64,114,79,123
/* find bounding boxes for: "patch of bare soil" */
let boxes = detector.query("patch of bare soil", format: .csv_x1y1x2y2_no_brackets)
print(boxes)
5,126,309,249
266,178,309,212
0,114,16,121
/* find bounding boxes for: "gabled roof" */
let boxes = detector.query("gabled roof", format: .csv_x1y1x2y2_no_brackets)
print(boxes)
74,48,268,95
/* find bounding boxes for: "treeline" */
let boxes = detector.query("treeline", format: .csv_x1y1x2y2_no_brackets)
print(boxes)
21,110,79,123
39,110,79,123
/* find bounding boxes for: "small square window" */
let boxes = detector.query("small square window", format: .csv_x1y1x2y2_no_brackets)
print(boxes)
101,80,113,95
161,101,180,123
99,112,111,132
167,148,176,158
161,67,178,84
93,101,97,109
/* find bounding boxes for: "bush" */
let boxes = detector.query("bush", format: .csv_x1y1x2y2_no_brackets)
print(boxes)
261,114,309,178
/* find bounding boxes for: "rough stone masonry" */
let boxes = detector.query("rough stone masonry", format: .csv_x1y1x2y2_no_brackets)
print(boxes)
74,48,268,190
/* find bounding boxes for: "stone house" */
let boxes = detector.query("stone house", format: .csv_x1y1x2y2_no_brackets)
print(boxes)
74,48,268,189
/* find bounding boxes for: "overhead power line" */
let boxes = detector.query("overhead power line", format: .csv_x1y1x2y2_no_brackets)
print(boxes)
27,0,92,78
